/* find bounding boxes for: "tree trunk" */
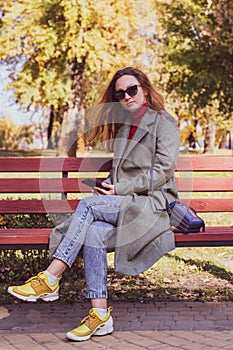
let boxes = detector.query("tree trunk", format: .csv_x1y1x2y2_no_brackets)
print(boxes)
77,106,86,152
57,108,79,157
229,131,232,149
219,130,230,149
47,105,54,149
57,56,87,156
203,119,216,153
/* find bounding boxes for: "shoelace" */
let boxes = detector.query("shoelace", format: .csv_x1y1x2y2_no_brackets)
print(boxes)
25,273,45,287
80,310,98,328
80,307,112,329
31,278,45,288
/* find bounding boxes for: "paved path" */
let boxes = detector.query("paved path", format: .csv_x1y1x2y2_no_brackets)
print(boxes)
0,301,233,349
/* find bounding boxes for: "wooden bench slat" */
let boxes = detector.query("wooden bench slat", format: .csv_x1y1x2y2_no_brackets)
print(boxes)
0,178,86,193
0,178,103,193
1,156,232,172
1,177,233,193
176,178,233,192
0,199,80,213
176,156,233,171
175,227,233,247
183,198,233,212
0,228,51,244
175,226,233,242
0,157,113,172
0,227,232,247
0,198,233,213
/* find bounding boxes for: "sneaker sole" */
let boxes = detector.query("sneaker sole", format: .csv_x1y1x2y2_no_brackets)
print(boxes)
66,318,113,342
94,324,114,336
7,287,59,302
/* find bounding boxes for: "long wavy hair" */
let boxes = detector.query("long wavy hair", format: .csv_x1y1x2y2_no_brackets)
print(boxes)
87,67,165,151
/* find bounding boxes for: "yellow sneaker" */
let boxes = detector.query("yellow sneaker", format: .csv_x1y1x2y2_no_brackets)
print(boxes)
7,271,60,302
67,307,113,341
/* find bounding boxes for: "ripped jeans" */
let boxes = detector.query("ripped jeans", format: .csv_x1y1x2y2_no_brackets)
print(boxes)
53,195,125,299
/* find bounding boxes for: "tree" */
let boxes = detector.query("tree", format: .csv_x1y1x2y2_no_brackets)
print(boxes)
0,0,157,155
155,0,233,152
0,117,34,150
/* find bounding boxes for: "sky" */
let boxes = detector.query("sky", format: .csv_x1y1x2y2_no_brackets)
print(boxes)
0,65,38,125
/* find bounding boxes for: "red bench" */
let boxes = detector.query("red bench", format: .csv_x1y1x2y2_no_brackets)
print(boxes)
0,156,232,249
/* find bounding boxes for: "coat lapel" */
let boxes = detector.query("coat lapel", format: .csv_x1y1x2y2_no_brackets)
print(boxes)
113,122,131,170
121,110,156,161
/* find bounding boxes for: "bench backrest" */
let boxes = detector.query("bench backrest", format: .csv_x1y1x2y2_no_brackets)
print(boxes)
0,156,232,217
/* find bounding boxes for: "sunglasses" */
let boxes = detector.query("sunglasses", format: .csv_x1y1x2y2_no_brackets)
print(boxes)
114,84,141,101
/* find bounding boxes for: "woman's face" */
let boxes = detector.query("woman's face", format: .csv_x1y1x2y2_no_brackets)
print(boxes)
115,75,147,113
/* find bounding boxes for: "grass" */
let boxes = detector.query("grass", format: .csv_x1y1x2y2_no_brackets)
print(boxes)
1,246,232,305
106,247,233,303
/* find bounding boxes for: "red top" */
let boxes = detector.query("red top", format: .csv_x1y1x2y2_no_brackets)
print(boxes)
128,103,147,140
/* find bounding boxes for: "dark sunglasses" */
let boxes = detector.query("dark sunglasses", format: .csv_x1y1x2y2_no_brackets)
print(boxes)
114,84,141,101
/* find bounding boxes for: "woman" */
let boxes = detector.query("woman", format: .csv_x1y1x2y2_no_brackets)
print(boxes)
8,67,180,342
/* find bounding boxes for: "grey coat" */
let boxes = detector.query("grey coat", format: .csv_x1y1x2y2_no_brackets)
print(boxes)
106,109,180,275
49,109,180,276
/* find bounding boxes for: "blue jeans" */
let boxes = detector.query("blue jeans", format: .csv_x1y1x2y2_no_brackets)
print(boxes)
53,195,125,299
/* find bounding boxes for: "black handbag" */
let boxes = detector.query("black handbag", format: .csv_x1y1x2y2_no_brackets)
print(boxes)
160,187,205,234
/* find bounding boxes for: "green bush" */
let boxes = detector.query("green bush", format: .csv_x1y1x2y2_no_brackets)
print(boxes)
0,213,55,229
0,249,85,304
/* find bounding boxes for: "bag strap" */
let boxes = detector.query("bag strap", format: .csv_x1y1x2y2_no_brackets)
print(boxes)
150,164,169,212
150,165,155,202
150,163,159,211
160,186,171,211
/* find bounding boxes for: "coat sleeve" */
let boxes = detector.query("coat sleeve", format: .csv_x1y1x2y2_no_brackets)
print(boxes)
151,113,180,190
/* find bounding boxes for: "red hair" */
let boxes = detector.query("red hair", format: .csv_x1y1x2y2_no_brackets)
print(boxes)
87,67,165,151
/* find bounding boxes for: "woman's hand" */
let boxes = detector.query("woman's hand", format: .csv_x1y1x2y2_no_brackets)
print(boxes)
93,183,115,196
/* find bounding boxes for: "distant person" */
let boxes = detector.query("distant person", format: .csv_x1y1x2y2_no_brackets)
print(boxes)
8,67,180,342
47,105,54,149
187,132,196,149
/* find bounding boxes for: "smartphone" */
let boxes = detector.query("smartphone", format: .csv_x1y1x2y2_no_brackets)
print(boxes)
81,178,109,191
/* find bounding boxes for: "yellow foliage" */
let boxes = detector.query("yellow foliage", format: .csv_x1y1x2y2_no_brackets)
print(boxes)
0,0,158,110
0,117,34,150
180,125,196,145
